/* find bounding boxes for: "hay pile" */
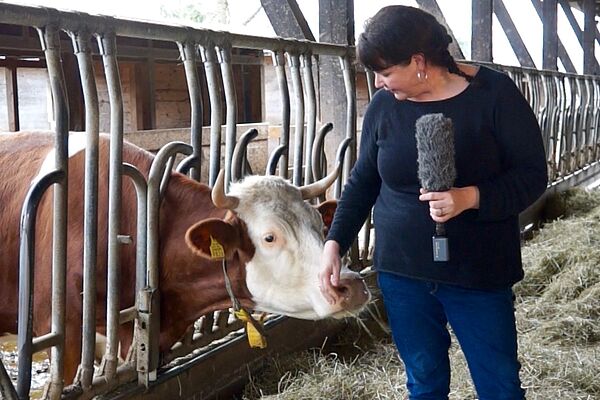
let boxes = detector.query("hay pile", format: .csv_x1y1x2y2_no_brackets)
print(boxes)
242,187,600,400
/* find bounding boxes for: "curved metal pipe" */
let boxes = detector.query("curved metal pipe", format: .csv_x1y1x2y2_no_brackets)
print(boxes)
98,30,124,380
266,144,287,176
301,53,316,185
340,55,357,195
122,164,148,305
178,41,203,181
144,141,192,380
231,128,258,181
17,169,65,400
288,52,304,186
200,44,222,186
311,122,333,182
30,24,69,400
216,44,237,191
273,50,290,179
70,28,100,390
176,155,201,175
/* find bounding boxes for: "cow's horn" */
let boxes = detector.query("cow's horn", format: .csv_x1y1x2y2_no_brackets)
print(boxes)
299,162,341,200
212,169,240,210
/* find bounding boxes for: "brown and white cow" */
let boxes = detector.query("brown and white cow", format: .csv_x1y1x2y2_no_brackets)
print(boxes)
0,132,369,383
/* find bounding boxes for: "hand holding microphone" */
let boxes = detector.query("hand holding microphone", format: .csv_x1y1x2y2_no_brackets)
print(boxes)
415,113,456,262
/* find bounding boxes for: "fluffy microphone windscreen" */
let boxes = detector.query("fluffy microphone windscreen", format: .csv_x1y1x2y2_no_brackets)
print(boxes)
415,113,456,192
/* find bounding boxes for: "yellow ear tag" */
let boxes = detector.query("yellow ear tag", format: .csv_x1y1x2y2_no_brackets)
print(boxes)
234,309,267,349
209,236,225,260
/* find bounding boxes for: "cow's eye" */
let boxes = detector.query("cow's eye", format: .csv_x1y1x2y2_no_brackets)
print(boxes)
264,234,275,243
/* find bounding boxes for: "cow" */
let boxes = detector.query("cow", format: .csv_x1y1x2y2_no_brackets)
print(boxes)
0,132,370,384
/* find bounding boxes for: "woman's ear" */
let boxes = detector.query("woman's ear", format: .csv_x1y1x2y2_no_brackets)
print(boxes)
412,53,426,69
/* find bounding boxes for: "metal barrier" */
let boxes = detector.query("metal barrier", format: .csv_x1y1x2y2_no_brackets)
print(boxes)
0,3,357,399
2,2,600,400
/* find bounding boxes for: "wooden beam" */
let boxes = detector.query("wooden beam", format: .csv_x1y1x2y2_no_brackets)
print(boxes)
415,0,465,60
471,0,493,62
134,58,156,130
62,52,84,131
530,0,577,73
494,0,536,68
558,0,600,71
3,66,18,131
543,0,558,70
260,0,315,40
318,0,354,168
583,0,597,74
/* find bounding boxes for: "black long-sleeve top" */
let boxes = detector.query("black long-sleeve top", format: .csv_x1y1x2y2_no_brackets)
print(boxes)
327,65,548,290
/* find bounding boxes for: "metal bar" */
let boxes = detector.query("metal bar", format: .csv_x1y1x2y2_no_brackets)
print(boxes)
365,70,376,101
231,128,259,181
97,30,124,381
0,355,18,400
339,56,356,197
301,53,316,185
273,51,290,179
178,41,203,181
17,169,65,400
217,44,237,190
70,28,100,390
200,44,222,186
288,52,304,186
31,332,62,354
0,3,352,57
35,22,71,400
122,163,148,304
144,141,193,384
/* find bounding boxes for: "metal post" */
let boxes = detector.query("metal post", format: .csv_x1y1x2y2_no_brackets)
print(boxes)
273,50,290,179
288,52,304,186
70,28,100,390
34,23,70,400
301,53,316,185
97,30,124,380
17,170,65,400
200,44,222,186
178,41,203,181
216,44,237,190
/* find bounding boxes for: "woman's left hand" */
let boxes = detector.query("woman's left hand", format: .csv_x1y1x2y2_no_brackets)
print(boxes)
419,186,480,222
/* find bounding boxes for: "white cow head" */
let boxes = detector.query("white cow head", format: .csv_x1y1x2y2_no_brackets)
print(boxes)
185,170,370,320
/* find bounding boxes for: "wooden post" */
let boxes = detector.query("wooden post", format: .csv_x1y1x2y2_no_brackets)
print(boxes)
543,0,558,70
472,0,493,62
4,66,19,131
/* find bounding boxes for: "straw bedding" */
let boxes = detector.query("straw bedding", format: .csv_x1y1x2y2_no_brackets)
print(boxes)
242,187,600,400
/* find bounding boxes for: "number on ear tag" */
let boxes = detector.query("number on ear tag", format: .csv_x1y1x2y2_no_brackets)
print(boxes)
209,236,225,260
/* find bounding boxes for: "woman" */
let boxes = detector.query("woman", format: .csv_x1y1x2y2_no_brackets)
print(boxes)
319,6,547,400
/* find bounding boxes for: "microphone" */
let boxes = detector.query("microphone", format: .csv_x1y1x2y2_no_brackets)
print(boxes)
415,113,456,262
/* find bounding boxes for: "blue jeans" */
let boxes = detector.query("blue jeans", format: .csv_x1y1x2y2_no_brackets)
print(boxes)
377,272,525,400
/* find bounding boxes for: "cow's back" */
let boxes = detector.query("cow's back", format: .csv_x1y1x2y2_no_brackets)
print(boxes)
0,133,56,331
0,132,153,334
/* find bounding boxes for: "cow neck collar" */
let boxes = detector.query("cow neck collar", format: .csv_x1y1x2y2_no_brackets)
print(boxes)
220,258,268,348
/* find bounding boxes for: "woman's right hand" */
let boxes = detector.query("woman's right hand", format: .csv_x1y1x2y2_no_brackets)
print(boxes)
319,240,342,305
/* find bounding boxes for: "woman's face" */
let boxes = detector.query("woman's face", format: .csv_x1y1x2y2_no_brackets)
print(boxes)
373,58,420,101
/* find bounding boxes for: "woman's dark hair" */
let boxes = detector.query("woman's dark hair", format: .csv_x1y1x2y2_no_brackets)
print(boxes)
357,5,472,81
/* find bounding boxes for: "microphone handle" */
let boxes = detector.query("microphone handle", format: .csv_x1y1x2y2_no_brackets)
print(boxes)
432,222,449,262
435,222,446,236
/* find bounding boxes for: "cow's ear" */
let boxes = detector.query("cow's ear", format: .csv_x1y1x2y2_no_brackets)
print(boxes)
185,218,240,260
315,199,337,232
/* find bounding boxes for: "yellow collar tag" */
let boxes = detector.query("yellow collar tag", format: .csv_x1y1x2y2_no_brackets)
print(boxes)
209,236,225,260
234,309,267,349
